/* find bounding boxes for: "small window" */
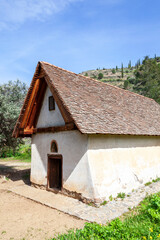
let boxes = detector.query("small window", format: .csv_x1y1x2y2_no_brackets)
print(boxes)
51,140,58,153
49,96,55,111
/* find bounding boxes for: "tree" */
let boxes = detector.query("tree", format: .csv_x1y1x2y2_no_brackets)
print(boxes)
0,80,28,157
98,73,103,80
128,60,131,69
84,73,88,77
112,68,116,74
134,56,160,103
121,63,124,78
116,66,118,71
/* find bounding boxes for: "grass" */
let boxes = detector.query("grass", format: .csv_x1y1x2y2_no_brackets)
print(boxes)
52,192,160,240
0,144,31,162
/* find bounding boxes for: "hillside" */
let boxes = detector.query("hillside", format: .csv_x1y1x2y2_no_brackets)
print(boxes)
80,56,160,104
81,66,135,89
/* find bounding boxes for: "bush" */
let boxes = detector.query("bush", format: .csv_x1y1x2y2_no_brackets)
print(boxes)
84,73,88,76
0,144,31,161
124,80,129,89
112,68,116,74
127,77,136,84
98,73,103,80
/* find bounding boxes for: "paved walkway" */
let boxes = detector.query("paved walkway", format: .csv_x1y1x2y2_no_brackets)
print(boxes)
0,178,160,224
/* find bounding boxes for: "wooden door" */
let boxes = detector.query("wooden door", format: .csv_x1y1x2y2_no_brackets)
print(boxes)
48,155,62,190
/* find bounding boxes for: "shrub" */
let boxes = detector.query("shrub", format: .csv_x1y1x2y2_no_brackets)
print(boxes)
124,80,129,89
112,68,116,74
98,73,103,80
127,77,136,84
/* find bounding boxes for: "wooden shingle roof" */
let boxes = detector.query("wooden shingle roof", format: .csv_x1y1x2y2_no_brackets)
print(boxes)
13,61,160,136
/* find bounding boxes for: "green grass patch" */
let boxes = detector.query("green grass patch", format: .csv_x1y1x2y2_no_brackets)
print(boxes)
0,144,31,162
52,192,160,240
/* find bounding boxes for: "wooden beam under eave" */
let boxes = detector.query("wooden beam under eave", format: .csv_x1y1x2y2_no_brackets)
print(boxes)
33,123,76,134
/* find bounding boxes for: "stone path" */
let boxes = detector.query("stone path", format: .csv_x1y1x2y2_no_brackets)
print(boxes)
0,178,160,224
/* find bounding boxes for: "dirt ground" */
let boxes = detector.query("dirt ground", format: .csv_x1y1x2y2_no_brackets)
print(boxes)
0,189,85,240
0,160,85,240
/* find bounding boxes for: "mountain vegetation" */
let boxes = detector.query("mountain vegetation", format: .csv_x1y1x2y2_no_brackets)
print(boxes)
81,56,160,104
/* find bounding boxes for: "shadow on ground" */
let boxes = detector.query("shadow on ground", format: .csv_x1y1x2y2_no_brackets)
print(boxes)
0,164,30,185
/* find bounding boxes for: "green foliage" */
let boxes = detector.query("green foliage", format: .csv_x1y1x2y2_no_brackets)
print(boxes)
133,57,160,103
0,80,28,157
121,63,124,78
0,144,31,162
53,193,160,240
112,68,116,74
98,73,103,80
128,60,131,69
84,73,88,76
116,66,118,71
127,77,136,84
124,80,129,89
142,193,160,222
117,192,125,199
109,195,113,201
100,200,107,206
14,144,31,161
145,181,152,186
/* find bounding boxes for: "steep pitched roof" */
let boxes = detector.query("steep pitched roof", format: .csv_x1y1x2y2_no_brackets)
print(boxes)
13,61,160,136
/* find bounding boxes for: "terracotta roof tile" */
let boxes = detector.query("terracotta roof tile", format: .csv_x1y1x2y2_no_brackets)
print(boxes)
39,61,160,135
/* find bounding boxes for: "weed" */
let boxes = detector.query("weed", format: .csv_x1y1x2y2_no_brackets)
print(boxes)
100,200,107,206
145,181,152,186
1,231,6,235
109,195,113,201
117,192,125,199
152,177,160,183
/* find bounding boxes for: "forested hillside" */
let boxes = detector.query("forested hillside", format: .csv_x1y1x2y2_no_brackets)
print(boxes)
81,56,160,103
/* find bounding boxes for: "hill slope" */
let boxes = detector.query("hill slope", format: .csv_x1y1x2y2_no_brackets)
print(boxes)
80,56,160,104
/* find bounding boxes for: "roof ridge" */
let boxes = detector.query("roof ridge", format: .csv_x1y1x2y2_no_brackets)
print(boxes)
40,61,155,103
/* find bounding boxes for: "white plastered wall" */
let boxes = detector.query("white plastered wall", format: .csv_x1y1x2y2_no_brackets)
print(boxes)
36,87,65,128
31,131,95,199
87,134,160,201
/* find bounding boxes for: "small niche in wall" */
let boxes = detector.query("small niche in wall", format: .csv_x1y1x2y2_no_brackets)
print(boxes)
51,140,58,153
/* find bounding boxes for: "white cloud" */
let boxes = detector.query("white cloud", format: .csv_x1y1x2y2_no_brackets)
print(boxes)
0,0,81,28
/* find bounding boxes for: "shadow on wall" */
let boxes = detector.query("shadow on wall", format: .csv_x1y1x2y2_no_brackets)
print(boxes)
89,134,160,150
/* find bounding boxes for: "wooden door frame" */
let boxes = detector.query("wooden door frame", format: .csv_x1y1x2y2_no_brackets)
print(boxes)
47,154,63,191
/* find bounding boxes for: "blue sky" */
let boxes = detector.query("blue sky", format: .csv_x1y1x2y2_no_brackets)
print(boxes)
0,0,160,85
